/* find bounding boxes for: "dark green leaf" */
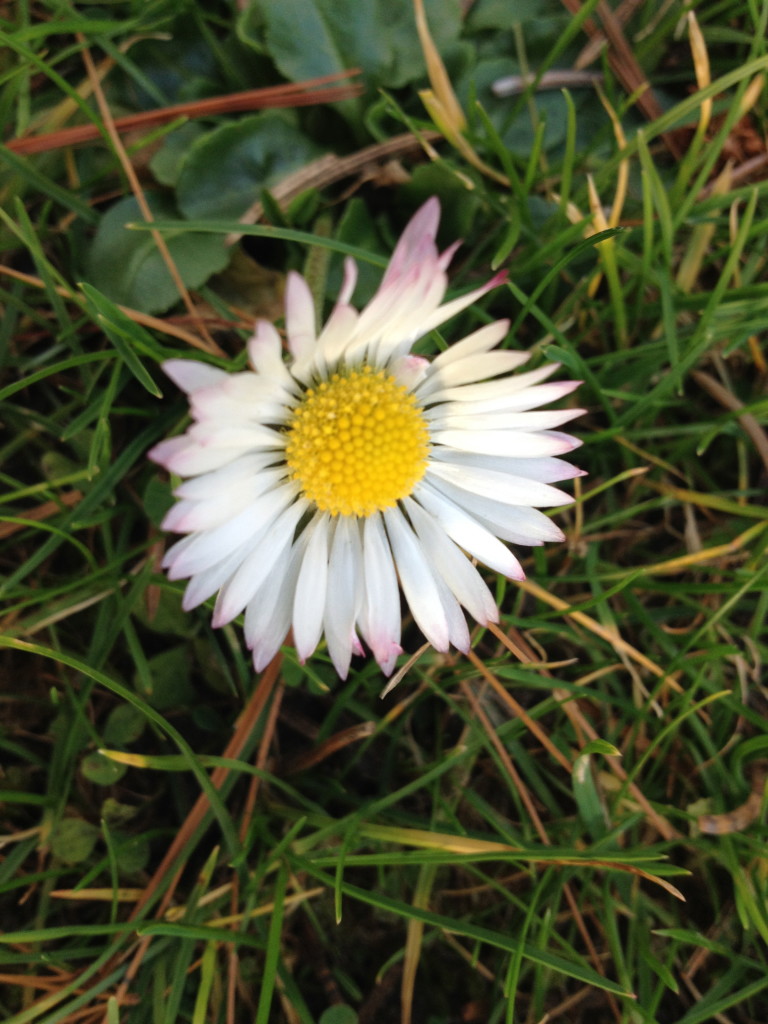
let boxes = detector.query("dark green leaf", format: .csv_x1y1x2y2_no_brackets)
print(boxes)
149,122,208,187
176,112,324,222
51,818,100,864
81,752,126,786
241,0,461,121
114,834,150,875
136,646,192,709
319,1008,358,1024
103,704,147,746
86,194,229,315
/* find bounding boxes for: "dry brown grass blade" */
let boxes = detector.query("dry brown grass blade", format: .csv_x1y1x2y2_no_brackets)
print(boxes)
234,131,441,231
487,617,679,841
0,490,82,539
7,70,364,155
692,369,768,476
561,0,684,158
513,579,670,682
458,676,623,1020
459,678,554,840
284,721,377,775
0,265,229,353
77,34,221,355
98,658,282,1020
466,645,573,773
225,681,285,1023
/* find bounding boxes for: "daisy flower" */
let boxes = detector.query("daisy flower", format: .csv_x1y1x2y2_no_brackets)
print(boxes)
149,198,583,678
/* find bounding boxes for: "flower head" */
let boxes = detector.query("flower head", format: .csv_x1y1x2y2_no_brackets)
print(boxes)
149,198,583,678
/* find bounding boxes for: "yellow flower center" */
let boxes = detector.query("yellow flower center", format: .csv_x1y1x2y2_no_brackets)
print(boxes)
285,366,430,517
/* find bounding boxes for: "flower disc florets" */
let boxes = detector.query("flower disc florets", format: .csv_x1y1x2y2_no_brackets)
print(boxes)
285,366,430,518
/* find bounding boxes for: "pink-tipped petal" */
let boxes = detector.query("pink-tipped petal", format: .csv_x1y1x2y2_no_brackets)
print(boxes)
337,257,358,305
163,359,227,394
292,513,330,662
285,271,317,361
379,198,440,290
390,355,430,390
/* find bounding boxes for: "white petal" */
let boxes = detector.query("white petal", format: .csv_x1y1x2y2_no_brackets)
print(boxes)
285,271,317,361
383,506,451,652
428,350,533,390
165,484,298,579
426,363,562,405
432,570,471,654
187,421,283,451
153,438,251,477
247,321,296,393
292,513,331,662
368,265,448,363
427,459,573,507
468,380,580,414
173,453,278,500
390,355,430,391
437,239,461,271
404,497,498,625
431,447,584,484
323,516,363,678
412,270,507,339
414,481,525,580
181,544,254,612
248,319,281,370
425,474,566,545
245,532,308,671
427,408,584,432
429,320,511,369
314,302,359,369
212,498,308,627
379,198,440,291
148,435,192,471
163,467,286,532
163,359,228,394
360,513,402,675
432,428,581,459
337,257,358,305
190,388,289,425
349,255,446,364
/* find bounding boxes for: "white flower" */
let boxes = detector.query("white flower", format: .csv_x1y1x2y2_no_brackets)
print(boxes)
149,198,583,678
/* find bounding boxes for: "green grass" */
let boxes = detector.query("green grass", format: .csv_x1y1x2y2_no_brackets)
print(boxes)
2,1,768,1022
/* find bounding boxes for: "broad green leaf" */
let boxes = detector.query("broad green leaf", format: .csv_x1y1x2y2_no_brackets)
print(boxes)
240,0,462,122
132,586,198,639
103,703,147,746
101,798,140,828
467,0,560,31
86,194,229,315
149,122,208,187
81,752,126,786
135,646,193,709
115,834,150,875
51,818,100,865
176,112,324,222
319,1008,358,1024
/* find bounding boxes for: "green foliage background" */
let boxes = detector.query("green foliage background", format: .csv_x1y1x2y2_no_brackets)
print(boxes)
1,1,768,1022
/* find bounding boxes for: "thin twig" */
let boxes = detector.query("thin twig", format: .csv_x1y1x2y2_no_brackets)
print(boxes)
7,71,364,155
692,369,768,476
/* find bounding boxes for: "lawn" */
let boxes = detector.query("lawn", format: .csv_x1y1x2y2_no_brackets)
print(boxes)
1,1,768,1022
